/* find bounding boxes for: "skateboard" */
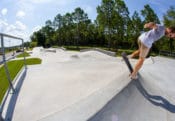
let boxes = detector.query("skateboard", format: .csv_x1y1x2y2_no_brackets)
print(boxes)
121,52,133,73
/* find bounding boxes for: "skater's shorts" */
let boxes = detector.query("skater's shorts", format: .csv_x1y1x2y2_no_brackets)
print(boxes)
138,39,150,58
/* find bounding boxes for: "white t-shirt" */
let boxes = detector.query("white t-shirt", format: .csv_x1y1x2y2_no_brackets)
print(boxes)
139,24,165,48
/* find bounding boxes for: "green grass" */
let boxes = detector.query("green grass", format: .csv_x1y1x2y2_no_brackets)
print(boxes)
16,52,30,58
63,46,136,56
25,58,42,65
57,46,159,57
62,46,117,52
117,49,135,56
0,58,42,103
61,46,127,56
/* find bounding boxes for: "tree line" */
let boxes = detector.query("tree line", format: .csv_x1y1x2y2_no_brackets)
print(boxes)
30,0,175,53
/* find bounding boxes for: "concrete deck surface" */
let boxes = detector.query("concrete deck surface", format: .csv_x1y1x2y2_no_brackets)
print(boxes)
89,56,175,121
2,47,175,121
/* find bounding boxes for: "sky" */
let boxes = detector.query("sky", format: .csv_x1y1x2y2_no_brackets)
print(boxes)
0,0,174,45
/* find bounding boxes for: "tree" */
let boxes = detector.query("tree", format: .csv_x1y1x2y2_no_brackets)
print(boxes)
114,0,131,49
141,4,160,24
163,6,175,26
129,11,143,49
30,42,37,48
53,14,63,30
30,4,167,52
53,14,63,45
141,4,160,53
62,13,72,45
97,0,115,49
41,20,55,47
72,7,90,47
45,20,53,27
30,30,46,47
163,6,175,53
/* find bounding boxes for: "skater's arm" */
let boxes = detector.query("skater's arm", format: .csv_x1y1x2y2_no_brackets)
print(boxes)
144,22,157,29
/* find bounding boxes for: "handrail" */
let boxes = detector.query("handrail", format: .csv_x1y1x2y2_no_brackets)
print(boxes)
159,50,175,57
0,33,26,121
0,33,23,40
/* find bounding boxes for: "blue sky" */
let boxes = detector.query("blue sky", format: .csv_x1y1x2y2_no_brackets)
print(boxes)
0,0,174,43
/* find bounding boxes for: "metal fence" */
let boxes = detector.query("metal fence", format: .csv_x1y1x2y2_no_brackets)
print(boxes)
159,50,175,57
0,33,27,121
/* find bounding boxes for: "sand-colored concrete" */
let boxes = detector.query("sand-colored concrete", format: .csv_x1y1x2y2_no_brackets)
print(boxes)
4,47,131,121
89,57,175,121
2,47,175,121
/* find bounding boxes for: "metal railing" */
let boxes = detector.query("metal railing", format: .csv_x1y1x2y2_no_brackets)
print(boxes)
0,33,27,121
159,50,175,57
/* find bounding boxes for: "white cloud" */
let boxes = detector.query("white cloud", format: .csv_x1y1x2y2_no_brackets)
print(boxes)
0,19,8,32
83,5,97,21
17,0,52,5
84,6,94,16
4,24,28,46
2,21,27,33
17,0,35,15
0,19,8,26
5,0,98,42
5,24,17,33
1,8,8,15
32,25,42,32
0,19,27,39
15,21,27,31
53,0,72,6
30,0,53,4
148,0,161,6
16,10,26,18
84,6,93,13
28,0,72,5
148,0,168,14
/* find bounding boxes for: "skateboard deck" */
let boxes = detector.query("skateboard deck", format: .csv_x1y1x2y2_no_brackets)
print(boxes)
121,52,133,73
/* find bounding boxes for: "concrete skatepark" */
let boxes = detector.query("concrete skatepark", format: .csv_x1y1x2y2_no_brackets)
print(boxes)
1,47,175,121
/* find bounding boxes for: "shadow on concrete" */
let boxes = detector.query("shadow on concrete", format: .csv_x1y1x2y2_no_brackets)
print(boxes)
3,69,27,121
122,52,175,113
0,86,11,119
133,79,175,113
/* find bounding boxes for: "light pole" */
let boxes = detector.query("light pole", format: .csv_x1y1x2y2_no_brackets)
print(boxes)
11,42,15,56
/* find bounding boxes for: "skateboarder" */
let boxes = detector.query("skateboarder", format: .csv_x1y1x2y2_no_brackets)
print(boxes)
129,22,175,79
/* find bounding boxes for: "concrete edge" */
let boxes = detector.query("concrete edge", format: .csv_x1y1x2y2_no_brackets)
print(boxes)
38,71,131,121
80,48,116,57
1,67,27,121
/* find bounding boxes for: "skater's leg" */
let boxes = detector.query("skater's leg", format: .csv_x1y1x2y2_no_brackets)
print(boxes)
130,50,140,58
128,39,142,59
130,42,150,79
